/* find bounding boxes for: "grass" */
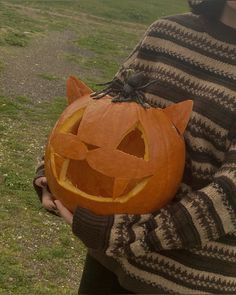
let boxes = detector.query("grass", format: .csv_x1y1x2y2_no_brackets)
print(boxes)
6,0,188,25
4,31,29,47
0,95,86,294
0,0,188,294
0,2,43,47
65,26,139,82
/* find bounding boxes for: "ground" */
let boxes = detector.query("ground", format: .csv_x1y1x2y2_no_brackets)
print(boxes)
0,30,81,101
0,3,144,294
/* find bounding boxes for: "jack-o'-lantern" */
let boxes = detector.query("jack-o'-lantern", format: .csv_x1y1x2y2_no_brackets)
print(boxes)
45,76,193,215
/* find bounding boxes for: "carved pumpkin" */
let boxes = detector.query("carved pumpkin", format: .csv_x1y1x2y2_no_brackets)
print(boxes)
45,76,193,215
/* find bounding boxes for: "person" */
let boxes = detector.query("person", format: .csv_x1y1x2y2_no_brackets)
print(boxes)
34,0,236,293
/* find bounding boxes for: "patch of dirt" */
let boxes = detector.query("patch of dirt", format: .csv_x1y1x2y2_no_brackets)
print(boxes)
0,30,90,101
0,2,144,102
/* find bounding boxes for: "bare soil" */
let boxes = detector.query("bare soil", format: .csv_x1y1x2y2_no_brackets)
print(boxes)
0,30,85,101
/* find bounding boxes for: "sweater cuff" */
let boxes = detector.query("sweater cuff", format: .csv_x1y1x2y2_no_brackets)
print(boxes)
72,207,114,251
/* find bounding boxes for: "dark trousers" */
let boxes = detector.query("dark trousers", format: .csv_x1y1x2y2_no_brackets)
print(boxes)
78,254,133,294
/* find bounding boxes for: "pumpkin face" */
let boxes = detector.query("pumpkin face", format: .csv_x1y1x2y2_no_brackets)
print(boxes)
45,77,193,215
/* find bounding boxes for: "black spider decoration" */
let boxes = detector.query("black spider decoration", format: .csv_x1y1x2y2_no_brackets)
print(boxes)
90,70,158,108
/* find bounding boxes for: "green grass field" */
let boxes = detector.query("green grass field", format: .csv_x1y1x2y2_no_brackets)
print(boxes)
0,1,188,294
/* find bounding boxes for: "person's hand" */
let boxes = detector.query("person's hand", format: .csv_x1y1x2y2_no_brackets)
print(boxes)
54,200,73,225
35,176,57,213
34,176,47,188
42,187,57,212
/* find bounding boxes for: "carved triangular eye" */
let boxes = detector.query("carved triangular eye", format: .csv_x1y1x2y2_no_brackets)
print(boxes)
68,119,81,135
117,127,146,159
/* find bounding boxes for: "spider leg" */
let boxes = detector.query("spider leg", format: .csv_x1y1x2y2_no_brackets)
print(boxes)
97,78,123,88
91,80,123,99
96,81,113,87
137,79,159,90
134,91,150,108
112,94,132,103
111,94,122,102
90,86,110,97
92,88,113,100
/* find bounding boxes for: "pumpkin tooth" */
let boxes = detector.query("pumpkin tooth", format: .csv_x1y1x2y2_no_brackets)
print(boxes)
113,178,130,199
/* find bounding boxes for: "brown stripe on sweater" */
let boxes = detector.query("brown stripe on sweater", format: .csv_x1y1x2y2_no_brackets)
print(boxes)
179,194,219,242
137,46,236,89
185,133,226,161
167,14,236,44
195,191,226,237
160,250,236,276
214,176,236,217
128,253,236,293
131,63,236,118
218,233,236,246
137,60,236,99
192,242,236,263
149,30,236,66
142,35,236,77
153,209,183,249
167,202,202,247
148,18,236,57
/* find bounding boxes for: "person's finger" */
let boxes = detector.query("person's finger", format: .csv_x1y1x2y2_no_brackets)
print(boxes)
54,199,66,213
47,200,57,210
35,177,47,188
54,200,73,225
41,178,47,186
42,186,51,195
41,188,57,211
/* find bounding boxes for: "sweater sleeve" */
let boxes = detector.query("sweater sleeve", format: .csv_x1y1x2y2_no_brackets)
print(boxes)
72,138,236,255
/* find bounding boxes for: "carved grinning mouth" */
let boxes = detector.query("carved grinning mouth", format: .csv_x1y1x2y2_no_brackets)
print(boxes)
51,153,150,203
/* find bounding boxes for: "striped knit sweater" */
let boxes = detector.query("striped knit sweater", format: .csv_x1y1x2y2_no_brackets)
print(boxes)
69,12,236,294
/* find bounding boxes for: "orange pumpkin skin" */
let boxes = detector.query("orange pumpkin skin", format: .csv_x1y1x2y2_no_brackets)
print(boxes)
45,77,193,215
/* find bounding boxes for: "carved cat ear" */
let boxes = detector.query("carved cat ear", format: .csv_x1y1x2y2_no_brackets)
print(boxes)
163,100,193,135
66,76,93,105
